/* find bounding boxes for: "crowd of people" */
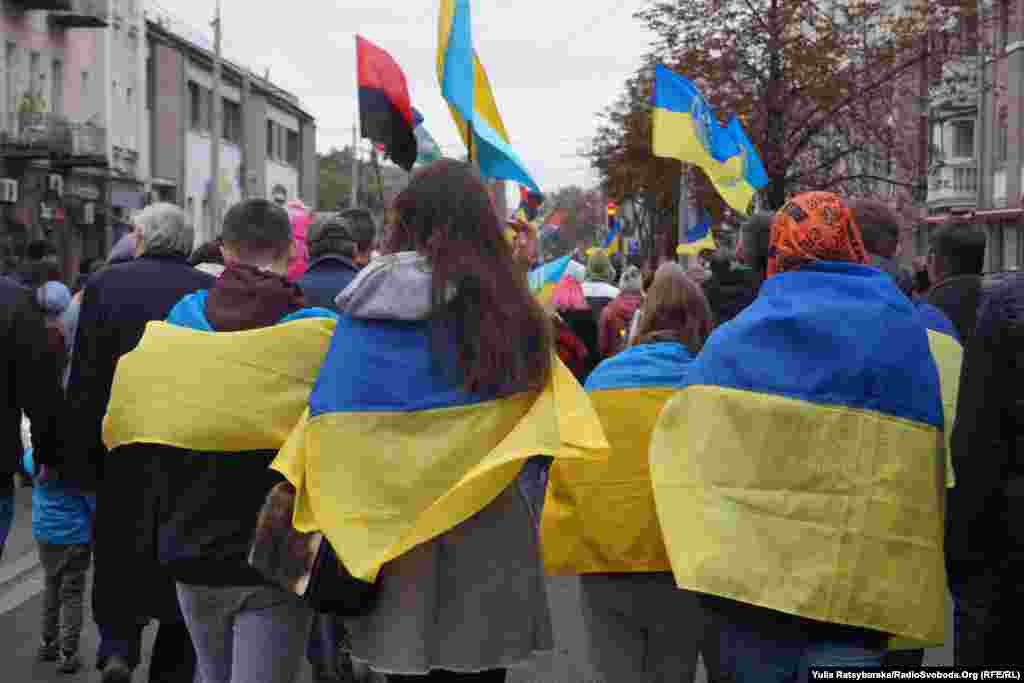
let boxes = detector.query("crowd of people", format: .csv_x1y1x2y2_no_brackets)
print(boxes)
0,158,1017,683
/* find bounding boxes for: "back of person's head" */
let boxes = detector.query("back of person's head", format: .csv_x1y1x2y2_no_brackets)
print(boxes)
135,203,194,259
849,198,901,259
36,281,71,317
586,249,616,284
385,159,551,394
619,265,644,293
739,212,773,276
632,262,713,355
189,239,225,267
929,220,987,280
220,199,293,272
26,239,57,262
707,251,732,279
551,274,588,312
308,209,376,261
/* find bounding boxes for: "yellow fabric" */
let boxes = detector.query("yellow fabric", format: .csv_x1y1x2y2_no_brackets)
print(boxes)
542,387,675,575
103,318,336,452
650,384,947,645
677,233,717,256
652,108,756,214
272,357,610,582
927,329,962,489
441,52,513,155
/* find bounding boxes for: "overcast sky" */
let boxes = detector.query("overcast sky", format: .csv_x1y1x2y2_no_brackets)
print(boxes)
149,0,653,193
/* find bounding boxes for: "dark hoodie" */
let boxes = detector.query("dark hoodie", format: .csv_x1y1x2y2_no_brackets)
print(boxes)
701,257,759,326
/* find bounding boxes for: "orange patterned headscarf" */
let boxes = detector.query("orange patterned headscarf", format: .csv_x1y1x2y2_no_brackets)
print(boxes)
766,192,868,277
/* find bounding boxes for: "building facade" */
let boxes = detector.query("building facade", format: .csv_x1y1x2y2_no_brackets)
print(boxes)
0,0,110,280
145,15,317,248
918,0,1024,273
1,1,317,282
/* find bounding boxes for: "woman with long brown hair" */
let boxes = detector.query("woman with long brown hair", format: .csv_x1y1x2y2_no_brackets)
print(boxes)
271,159,608,683
542,262,715,682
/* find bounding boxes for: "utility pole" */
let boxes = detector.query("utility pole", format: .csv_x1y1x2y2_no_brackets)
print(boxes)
209,0,223,243
350,124,359,208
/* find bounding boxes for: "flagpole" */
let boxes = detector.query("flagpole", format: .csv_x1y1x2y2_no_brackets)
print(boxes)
350,123,360,209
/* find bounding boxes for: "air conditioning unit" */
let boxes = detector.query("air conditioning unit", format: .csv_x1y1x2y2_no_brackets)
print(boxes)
0,179,18,204
48,174,64,197
82,202,95,225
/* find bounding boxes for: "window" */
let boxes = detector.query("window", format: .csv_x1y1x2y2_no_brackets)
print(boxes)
223,98,241,144
278,124,287,162
189,81,201,130
4,44,14,115
126,87,133,107
29,52,40,93
952,120,974,158
267,120,275,158
81,70,89,98
51,60,63,116
286,129,300,166
996,121,1009,163
146,57,154,110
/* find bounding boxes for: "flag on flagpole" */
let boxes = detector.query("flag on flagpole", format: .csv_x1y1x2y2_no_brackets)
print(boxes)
437,0,540,191
603,217,622,255
652,65,767,214
356,36,418,172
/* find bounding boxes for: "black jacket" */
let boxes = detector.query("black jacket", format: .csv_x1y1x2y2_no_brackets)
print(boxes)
298,254,360,310
0,278,63,475
947,272,1024,596
702,264,759,326
63,255,215,490
927,275,983,350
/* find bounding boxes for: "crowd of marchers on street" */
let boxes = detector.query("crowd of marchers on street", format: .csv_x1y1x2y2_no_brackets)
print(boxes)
0,159,1019,683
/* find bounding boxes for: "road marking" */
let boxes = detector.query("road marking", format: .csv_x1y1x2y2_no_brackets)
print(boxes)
0,550,39,586
0,565,44,615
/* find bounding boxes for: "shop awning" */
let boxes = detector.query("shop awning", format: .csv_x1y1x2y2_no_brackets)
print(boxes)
925,208,1023,224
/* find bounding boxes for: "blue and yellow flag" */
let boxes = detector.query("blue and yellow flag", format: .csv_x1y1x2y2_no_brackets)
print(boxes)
103,316,337,453
650,262,951,646
602,217,622,255
436,0,539,191
677,209,716,256
542,342,693,575
652,65,766,214
528,253,573,305
271,318,609,582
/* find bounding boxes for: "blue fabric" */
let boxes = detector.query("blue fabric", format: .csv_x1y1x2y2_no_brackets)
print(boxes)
726,116,769,189
309,316,503,416
684,261,944,427
440,0,474,125
166,290,337,332
585,342,694,392
298,256,359,310
716,609,885,682
22,449,96,546
917,302,960,340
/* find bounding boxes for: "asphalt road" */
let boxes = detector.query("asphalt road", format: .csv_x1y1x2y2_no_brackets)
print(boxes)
0,485,954,682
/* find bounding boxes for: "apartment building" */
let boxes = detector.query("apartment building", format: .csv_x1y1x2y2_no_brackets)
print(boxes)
146,14,316,247
0,0,111,278
917,0,1024,272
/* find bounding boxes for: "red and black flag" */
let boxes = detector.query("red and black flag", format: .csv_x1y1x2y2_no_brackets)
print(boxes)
356,36,417,172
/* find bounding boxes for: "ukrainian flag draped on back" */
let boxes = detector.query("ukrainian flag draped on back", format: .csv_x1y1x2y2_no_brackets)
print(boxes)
271,315,609,582
652,65,767,214
437,0,539,191
649,262,951,645
542,342,693,575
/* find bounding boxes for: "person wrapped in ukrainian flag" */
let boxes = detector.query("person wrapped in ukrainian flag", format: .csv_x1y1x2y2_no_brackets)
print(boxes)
650,192,955,680
542,261,718,682
272,159,609,678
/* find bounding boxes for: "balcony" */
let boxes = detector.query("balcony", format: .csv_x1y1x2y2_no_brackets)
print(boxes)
49,0,108,28
0,113,106,166
9,0,73,10
929,58,979,111
927,162,978,209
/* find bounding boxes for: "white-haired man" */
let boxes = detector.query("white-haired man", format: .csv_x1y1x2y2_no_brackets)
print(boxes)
65,202,213,683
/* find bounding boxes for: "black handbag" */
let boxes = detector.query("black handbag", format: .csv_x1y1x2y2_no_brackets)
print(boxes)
248,481,378,616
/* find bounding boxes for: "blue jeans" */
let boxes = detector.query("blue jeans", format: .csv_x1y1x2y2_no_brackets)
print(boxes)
713,599,885,682
0,478,14,561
